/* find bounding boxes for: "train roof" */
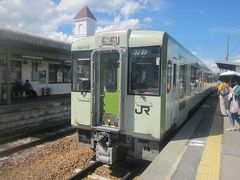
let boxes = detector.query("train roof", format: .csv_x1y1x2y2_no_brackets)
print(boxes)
71,30,213,73
71,30,166,51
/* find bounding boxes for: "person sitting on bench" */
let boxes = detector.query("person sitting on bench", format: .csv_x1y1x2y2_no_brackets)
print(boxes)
23,80,37,97
12,79,23,99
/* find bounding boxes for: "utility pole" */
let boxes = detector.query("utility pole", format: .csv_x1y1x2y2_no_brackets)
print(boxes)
226,35,230,61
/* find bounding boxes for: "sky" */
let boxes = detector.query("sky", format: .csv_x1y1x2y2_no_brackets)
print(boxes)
0,0,240,72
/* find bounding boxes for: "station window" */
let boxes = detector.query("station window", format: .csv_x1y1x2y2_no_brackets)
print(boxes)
128,46,160,96
0,59,6,82
49,63,71,83
11,61,22,82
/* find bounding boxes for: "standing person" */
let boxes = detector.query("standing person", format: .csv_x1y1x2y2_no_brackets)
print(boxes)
23,80,37,97
233,81,240,107
226,92,240,131
218,81,229,116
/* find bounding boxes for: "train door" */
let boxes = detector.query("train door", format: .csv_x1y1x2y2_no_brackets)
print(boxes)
0,55,5,104
166,59,178,129
172,59,179,124
71,53,91,127
166,60,173,129
178,56,188,123
91,48,123,131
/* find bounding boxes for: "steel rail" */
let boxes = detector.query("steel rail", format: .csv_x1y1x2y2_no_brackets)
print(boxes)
68,161,102,180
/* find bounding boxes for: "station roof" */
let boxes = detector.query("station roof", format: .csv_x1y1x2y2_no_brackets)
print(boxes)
0,26,71,50
74,6,97,21
215,61,240,71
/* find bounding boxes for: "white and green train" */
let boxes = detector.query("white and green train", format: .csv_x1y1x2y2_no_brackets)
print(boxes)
71,30,214,164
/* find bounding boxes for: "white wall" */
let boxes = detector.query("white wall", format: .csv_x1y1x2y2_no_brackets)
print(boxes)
74,17,96,38
87,19,96,36
75,20,87,37
236,66,240,73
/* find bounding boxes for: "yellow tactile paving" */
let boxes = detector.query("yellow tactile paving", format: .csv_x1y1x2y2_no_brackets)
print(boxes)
195,116,223,180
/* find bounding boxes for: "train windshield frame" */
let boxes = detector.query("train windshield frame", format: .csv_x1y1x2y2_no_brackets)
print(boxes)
72,50,92,92
128,46,161,96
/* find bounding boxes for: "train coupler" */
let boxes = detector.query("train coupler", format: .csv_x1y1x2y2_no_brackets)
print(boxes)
96,144,117,164
94,132,117,164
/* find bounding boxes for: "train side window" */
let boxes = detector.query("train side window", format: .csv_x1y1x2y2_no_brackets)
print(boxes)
101,52,119,92
167,60,172,92
179,64,186,99
190,66,198,91
72,60,90,92
173,63,176,86
128,46,161,96
72,50,92,92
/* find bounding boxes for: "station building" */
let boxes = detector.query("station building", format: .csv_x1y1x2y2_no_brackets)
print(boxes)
0,27,71,105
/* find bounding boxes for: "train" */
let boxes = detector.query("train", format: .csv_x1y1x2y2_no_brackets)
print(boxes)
71,30,215,164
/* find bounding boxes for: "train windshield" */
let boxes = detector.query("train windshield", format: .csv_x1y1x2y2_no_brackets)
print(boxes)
72,50,92,92
128,46,161,96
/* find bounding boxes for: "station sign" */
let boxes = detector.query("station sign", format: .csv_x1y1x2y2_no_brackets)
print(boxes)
102,35,119,45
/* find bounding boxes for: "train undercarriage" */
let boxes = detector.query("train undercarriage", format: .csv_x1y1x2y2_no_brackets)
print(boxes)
77,129,160,164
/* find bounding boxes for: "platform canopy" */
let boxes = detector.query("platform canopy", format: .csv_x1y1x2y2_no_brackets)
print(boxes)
219,71,240,83
0,26,71,50
215,61,240,71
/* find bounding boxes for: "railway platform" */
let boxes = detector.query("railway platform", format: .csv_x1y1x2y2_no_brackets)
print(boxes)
140,93,240,180
0,94,71,142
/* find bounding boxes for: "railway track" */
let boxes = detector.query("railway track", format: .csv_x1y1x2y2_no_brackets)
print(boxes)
68,161,102,180
68,159,150,180
0,126,74,158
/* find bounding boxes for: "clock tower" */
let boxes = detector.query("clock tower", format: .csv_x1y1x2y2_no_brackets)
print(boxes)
74,6,97,40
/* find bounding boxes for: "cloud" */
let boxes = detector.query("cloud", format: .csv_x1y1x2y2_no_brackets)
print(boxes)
0,0,170,42
144,17,153,23
163,20,173,27
97,19,114,27
198,10,206,15
192,46,202,56
202,59,220,72
0,0,73,42
57,0,125,15
192,52,197,56
58,0,169,33
48,31,73,42
97,16,140,32
185,10,207,15
121,1,141,18
209,27,240,35
147,0,170,11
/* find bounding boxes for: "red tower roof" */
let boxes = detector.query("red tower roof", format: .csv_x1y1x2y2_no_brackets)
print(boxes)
74,6,97,21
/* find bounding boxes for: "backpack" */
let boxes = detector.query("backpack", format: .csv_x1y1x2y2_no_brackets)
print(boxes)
234,86,240,98
220,87,229,96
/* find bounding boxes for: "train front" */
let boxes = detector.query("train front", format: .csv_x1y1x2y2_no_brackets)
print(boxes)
72,30,165,164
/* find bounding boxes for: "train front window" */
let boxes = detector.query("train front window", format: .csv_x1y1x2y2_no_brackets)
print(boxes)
128,46,160,96
72,51,91,92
